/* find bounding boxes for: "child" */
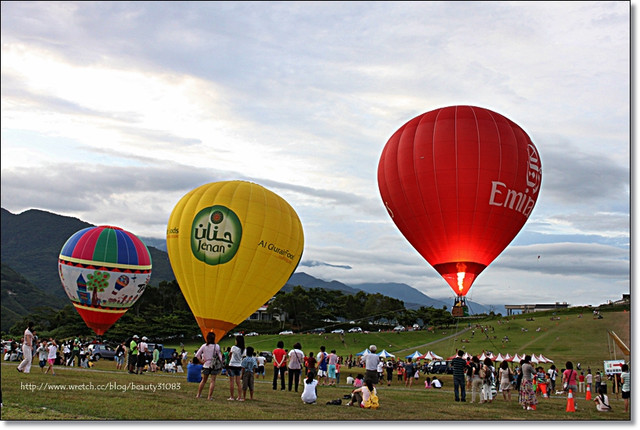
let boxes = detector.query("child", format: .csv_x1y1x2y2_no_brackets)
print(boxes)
44,340,57,375
301,371,318,404
36,341,48,372
353,374,364,388
425,377,432,389
240,346,257,401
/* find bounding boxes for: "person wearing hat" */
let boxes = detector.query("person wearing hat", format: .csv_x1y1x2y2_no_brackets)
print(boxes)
137,336,149,374
128,335,139,374
360,345,380,386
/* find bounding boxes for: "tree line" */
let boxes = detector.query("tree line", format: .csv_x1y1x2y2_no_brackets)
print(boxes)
5,281,456,342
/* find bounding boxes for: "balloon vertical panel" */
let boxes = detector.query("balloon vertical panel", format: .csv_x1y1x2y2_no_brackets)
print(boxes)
167,180,304,342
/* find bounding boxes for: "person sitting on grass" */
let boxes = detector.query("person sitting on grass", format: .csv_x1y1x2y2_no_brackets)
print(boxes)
594,386,612,412
431,376,442,388
348,380,377,407
301,370,318,404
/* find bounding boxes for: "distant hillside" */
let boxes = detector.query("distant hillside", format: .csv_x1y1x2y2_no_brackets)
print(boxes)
0,208,175,300
1,263,68,331
1,207,505,322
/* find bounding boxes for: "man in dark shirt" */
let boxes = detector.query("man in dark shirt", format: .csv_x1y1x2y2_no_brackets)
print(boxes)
451,350,467,402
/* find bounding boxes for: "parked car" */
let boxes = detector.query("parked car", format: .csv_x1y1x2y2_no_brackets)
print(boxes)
259,351,273,362
331,329,344,334
279,330,294,335
427,360,452,374
393,325,406,332
309,328,326,334
90,344,117,361
348,327,362,333
246,332,259,336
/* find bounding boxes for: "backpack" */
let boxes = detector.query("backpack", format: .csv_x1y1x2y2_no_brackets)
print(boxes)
363,390,379,409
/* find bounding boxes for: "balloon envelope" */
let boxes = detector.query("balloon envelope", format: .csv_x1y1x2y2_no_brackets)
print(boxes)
378,105,541,297
58,226,152,335
166,181,304,342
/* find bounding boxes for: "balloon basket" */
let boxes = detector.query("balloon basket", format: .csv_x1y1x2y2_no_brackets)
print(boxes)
451,297,469,317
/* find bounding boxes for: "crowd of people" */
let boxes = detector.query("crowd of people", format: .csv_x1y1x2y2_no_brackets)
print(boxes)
9,322,630,414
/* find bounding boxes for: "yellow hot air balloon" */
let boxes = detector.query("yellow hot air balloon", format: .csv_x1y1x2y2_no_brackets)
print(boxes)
166,181,304,342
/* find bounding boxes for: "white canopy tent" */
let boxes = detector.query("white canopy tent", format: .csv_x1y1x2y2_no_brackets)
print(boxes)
377,349,395,358
405,351,423,360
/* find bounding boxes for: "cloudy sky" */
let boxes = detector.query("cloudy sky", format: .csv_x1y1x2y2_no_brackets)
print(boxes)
1,2,631,308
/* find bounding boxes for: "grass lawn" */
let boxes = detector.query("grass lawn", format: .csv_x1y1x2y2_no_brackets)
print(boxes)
1,308,630,421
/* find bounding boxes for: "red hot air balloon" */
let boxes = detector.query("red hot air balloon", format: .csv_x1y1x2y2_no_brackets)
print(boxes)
58,226,152,335
377,105,541,301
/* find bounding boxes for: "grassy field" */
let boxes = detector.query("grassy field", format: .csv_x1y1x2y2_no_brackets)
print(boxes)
1,308,630,421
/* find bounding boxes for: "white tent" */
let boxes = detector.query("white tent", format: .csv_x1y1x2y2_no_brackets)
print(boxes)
419,351,443,361
356,348,371,356
494,353,505,362
405,351,423,360
503,353,512,361
538,354,554,363
377,349,395,358
530,354,539,364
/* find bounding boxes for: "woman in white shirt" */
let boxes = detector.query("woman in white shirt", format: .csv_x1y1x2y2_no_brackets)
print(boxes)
227,335,245,401
301,372,318,404
288,342,305,392
195,332,223,400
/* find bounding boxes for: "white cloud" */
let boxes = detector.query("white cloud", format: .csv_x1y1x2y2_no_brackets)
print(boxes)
0,1,630,308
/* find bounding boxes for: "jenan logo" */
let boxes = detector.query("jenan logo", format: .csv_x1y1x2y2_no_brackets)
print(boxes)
191,205,242,265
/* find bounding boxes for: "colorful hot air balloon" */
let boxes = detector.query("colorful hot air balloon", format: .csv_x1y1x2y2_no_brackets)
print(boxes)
378,105,541,303
166,180,304,342
58,226,152,335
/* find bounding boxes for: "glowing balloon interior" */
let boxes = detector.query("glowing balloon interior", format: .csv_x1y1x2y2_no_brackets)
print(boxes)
167,180,304,342
378,105,541,298
58,226,152,335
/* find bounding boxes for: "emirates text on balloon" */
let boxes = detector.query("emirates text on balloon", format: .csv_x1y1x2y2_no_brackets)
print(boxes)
488,181,537,218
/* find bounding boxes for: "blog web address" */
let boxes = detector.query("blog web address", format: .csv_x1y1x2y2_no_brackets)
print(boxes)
20,381,181,393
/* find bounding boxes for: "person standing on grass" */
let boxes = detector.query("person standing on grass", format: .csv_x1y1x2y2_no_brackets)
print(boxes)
227,335,245,401
316,346,328,386
128,335,139,374
361,345,380,386
547,364,558,393
137,336,149,374
499,361,513,401
195,332,223,400
44,340,58,375
17,322,34,374
480,357,494,404
469,356,483,403
240,346,258,401
288,342,305,392
256,352,266,379
36,340,48,373
327,349,338,386
620,363,630,413
519,356,537,411
451,350,467,402
404,358,416,388
562,361,579,400
272,340,287,391
585,369,593,395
